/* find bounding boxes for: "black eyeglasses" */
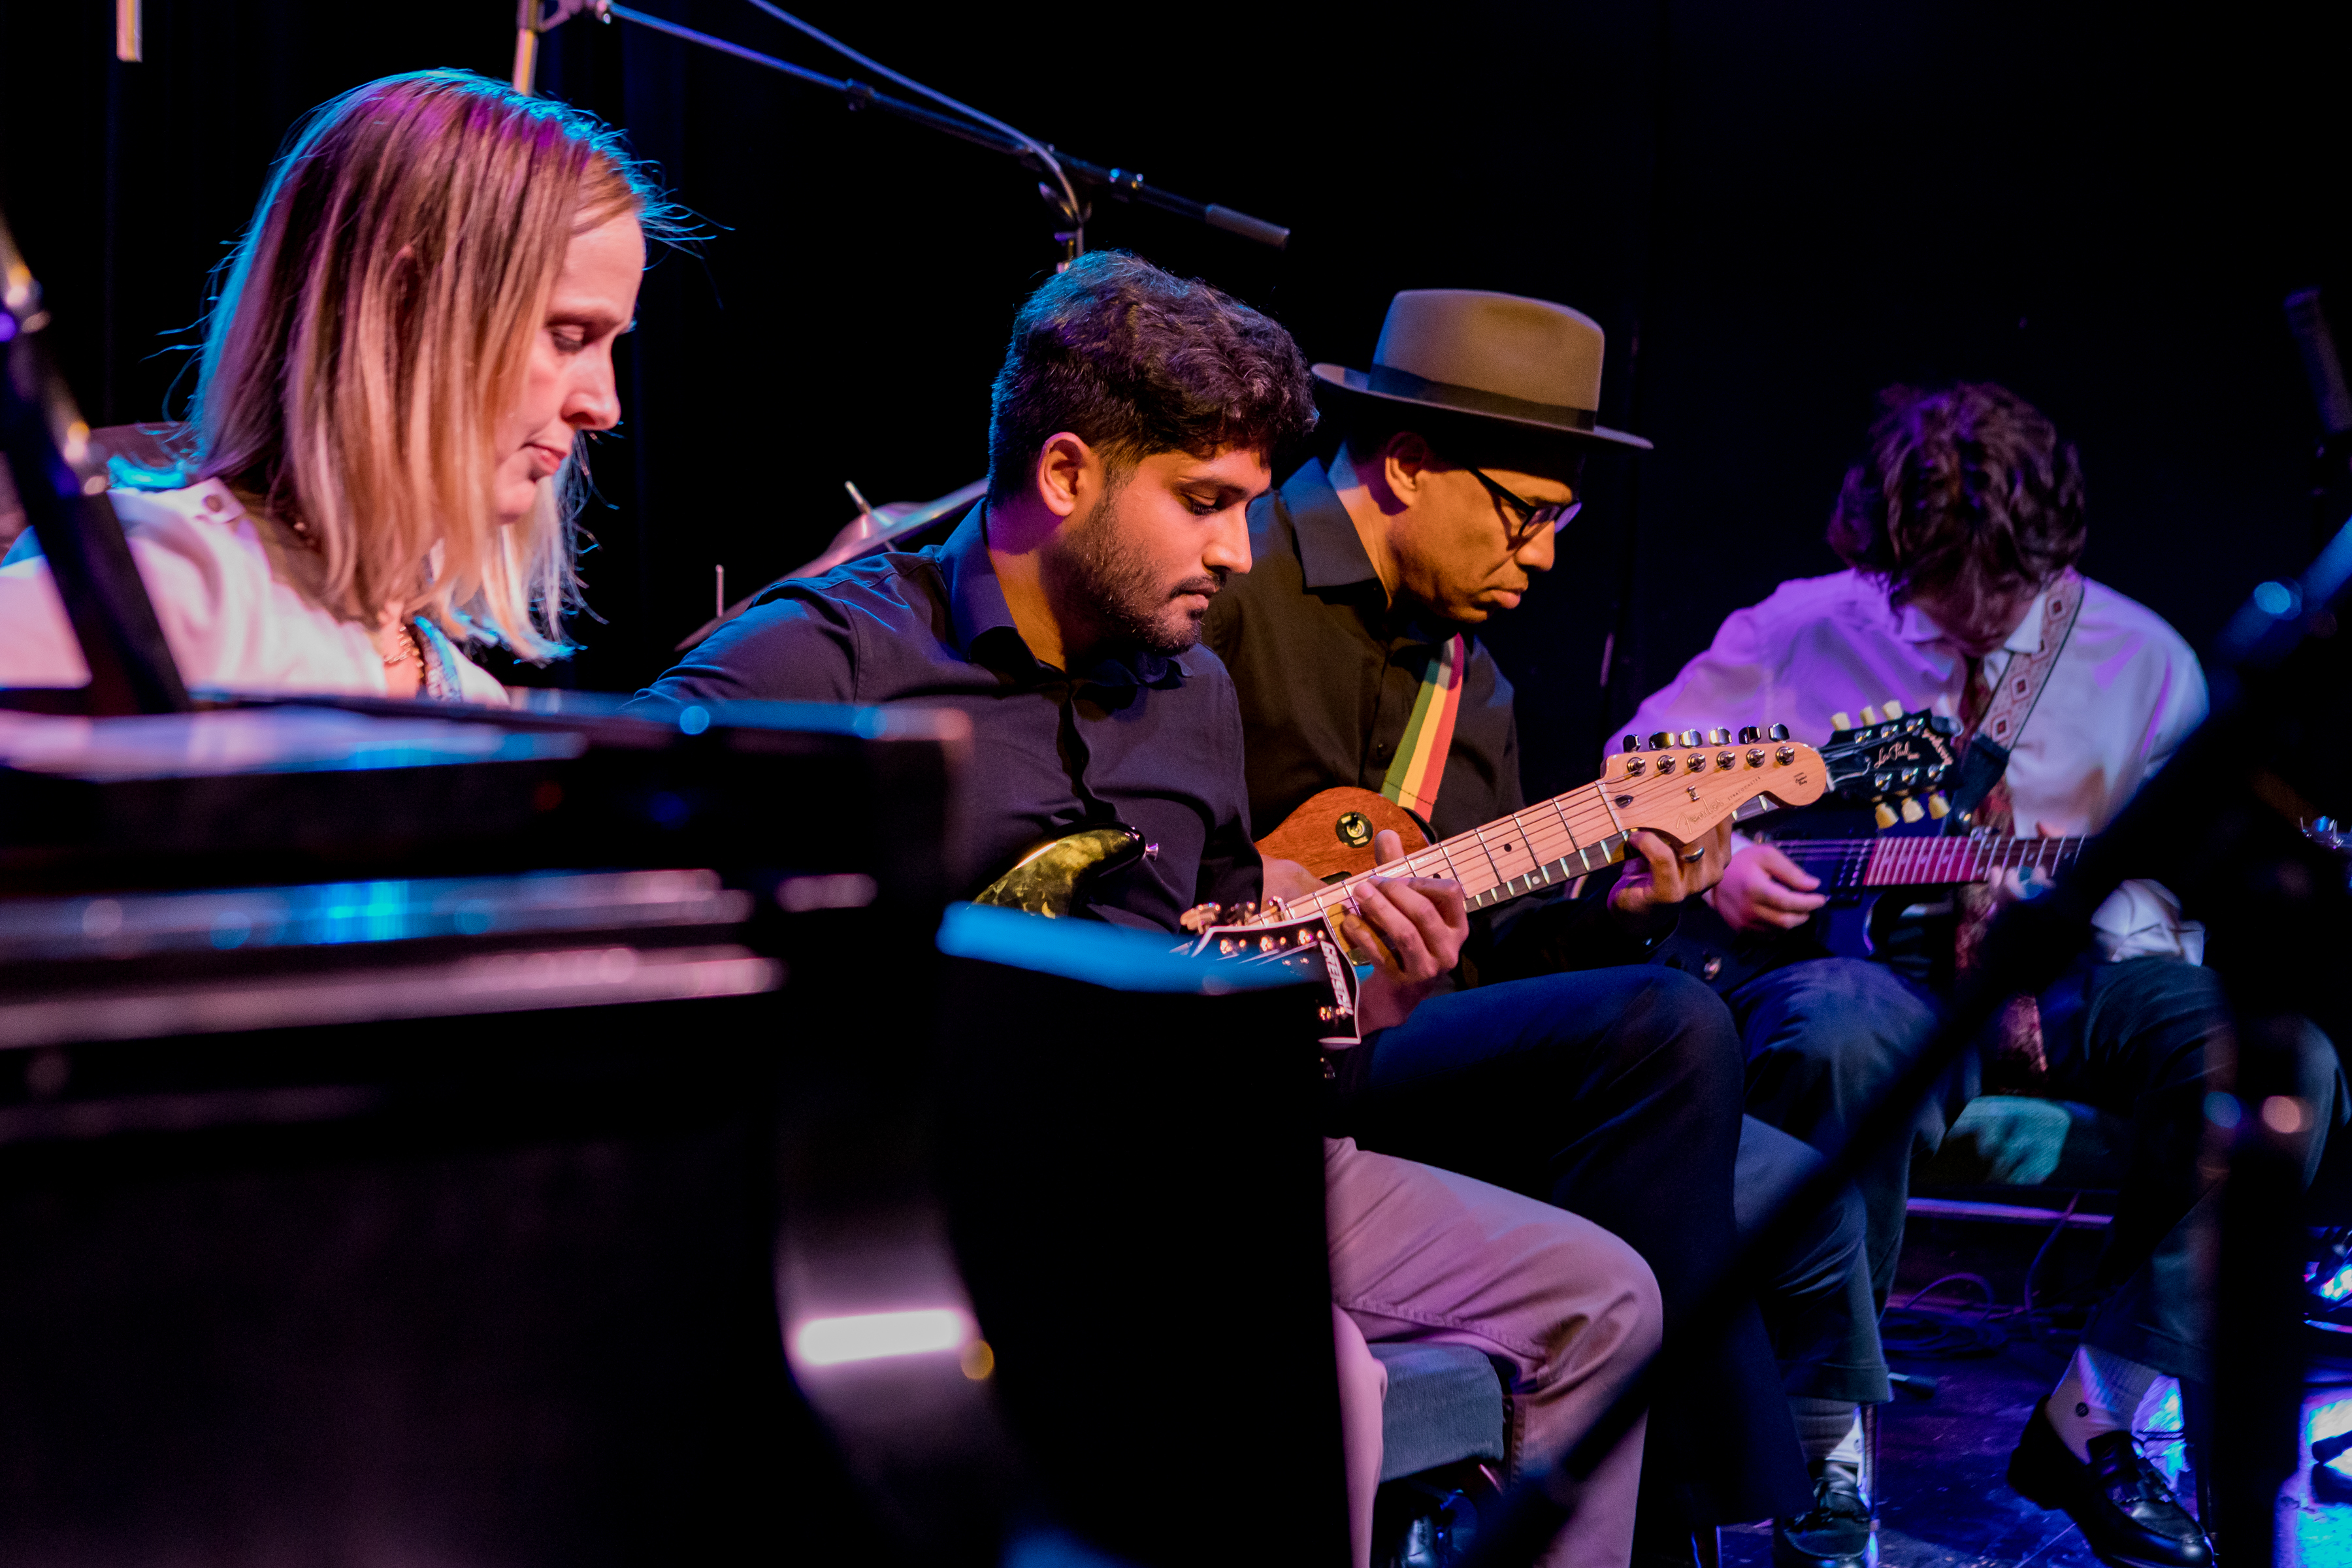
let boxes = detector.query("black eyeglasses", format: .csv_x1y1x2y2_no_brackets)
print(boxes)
1467,466,1582,544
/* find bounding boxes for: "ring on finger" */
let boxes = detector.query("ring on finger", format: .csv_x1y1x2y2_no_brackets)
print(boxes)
1680,847,1707,863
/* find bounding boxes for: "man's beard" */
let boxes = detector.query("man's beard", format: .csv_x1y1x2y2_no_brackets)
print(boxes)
1047,486,1227,658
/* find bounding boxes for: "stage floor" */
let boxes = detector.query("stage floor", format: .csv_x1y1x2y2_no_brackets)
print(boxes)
1718,1212,2352,1568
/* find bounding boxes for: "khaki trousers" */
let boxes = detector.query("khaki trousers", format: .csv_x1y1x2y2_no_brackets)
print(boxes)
1326,1137,1659,1568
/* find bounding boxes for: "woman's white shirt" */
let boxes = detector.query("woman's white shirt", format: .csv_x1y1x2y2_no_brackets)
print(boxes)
0,480,507,705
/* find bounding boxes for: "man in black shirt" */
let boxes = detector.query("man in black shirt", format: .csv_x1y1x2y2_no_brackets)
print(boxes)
1206,291,1882,1565
634,254,1676,1568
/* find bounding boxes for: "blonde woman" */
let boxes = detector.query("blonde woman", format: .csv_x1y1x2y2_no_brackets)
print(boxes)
0,70,662,702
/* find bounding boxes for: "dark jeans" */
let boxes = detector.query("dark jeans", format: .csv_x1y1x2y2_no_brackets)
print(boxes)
1734,1119,1888,1406
1729,958,1952,1304
1339,966,1813,1526
1731,953,2343,1379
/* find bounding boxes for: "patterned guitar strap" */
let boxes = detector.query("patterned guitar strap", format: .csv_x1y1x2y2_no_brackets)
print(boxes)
1380,632,1467,821
1950,571,2086,1085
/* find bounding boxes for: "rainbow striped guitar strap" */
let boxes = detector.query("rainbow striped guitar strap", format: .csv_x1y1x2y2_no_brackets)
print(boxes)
1380,633,1466,821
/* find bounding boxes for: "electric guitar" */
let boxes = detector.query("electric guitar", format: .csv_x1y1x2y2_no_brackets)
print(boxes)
1256,704,1965,881
1646,702,2080,992
975,723,1829,1043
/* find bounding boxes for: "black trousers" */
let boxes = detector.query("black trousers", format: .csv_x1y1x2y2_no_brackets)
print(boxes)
1337,966,1816,1526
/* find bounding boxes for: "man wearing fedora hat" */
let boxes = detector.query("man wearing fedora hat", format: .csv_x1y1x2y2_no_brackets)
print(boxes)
1207,291,1887,1563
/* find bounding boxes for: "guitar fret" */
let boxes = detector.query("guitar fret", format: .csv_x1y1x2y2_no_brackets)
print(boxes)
1467,824,1505,893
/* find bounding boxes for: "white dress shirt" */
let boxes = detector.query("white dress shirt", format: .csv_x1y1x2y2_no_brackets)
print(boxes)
1625,568,2210,962
0,479,506,705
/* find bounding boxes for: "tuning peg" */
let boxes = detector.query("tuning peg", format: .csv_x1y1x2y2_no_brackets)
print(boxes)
1927,792,1951,819
1737,725,1761,745
2319,816,2338,834
1769,723,1790,742
1860,706,1880,725
1648,732,1671,751
1830,711,1852,732
1873,802,1899,830
1678,729,1702,747
1884,699,1906,718
1624,734,1643,752
1901,796,1925,823
1706,727,1733,745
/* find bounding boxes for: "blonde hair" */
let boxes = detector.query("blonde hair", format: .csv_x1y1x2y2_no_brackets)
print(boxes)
188,71,664,661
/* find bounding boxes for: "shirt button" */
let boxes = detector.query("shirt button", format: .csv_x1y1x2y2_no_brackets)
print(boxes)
1370,741,1394,762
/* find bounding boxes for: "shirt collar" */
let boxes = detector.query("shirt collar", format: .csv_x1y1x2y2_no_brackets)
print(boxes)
937,504,1019,655
1892,587,2048,655
1281,460,1382,591
935,502,1184,689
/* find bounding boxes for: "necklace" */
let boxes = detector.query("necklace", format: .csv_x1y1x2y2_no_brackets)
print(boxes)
382,621,423,675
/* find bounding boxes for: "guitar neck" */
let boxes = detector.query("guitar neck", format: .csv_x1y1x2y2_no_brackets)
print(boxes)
1254,785,1783,928
1776,832,2089,892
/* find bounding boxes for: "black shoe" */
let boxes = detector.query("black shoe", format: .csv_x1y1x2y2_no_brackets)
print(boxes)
2006,1400,2212,1568
1772,1462,1873,1568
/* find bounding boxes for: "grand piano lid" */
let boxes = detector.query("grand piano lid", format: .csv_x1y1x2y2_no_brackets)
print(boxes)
0,704,588,781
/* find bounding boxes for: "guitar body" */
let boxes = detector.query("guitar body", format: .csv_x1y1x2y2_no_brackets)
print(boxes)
1648,889,1906,995
1254,787,1431,881
1819,898,1884,963
973,824,1145,917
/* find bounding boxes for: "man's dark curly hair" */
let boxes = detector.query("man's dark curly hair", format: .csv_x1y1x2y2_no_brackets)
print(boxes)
986,251,1316,505
1826,383,2087,606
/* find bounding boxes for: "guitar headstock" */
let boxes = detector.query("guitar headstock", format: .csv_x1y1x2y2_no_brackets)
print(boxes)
1819,701,1961,829
1601,725,1827,839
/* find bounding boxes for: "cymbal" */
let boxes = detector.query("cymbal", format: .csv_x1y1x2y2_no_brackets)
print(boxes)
674,478,985,653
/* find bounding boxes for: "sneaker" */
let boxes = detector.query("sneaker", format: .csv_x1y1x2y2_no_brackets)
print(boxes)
2006,1399,2212,1568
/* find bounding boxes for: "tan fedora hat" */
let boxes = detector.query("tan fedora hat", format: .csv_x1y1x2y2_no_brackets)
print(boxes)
1312,288,1652,451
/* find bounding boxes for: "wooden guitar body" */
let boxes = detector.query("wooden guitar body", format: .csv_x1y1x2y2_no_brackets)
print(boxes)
1254,787,1431,881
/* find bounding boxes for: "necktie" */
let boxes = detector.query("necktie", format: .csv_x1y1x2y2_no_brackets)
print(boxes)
1953,653,2047,1082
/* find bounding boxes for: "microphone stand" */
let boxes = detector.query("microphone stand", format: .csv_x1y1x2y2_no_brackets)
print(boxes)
0,203,190,716
528,1,1290,266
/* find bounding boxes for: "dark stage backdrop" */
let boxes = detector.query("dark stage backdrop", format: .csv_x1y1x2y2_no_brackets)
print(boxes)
4,1,2345,802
